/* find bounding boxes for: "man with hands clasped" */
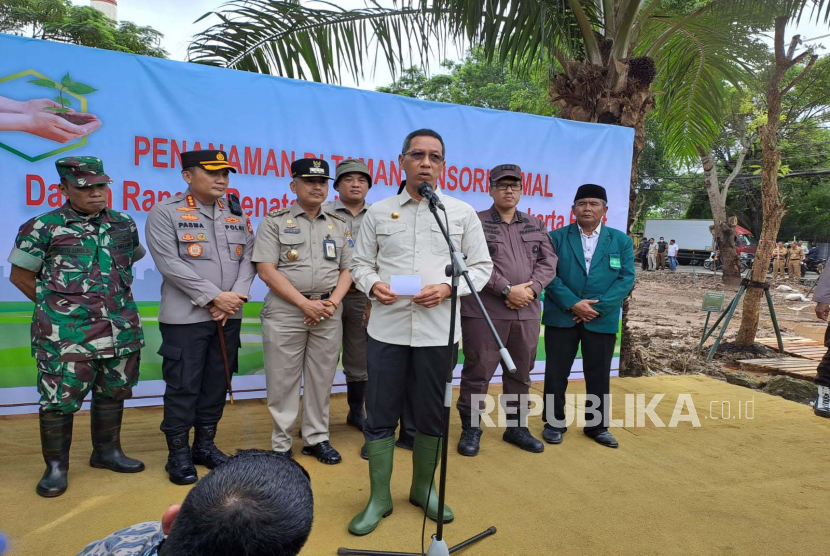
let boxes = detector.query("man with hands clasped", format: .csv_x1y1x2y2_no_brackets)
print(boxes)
541,184,634,449
253,158,353,465
456,163,557,457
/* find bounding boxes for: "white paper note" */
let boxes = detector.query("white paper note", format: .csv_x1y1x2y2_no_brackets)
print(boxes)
390,275,423,296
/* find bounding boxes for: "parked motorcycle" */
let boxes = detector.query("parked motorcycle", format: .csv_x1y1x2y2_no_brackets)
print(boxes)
704,251,747,272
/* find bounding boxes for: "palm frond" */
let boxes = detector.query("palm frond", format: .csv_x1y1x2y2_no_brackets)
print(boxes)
642,15,761,164
188,0,598,83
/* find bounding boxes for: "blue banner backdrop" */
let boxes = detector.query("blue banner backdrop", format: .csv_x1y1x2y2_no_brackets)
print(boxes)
0,34,634,414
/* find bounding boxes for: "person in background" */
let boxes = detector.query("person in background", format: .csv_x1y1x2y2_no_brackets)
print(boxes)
788,241,804,283
647,238,657,271
639,236,651,271
772,241,787,281
656,237,668,270
667,239,679,271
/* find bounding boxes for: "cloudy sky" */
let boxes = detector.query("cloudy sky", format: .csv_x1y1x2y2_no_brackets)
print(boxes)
74,0,829,90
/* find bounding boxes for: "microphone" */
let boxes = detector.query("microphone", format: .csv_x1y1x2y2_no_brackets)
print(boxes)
417,182,445,210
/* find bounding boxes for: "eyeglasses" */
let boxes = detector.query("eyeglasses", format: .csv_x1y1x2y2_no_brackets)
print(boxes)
493,182,522,191
402,150,444,164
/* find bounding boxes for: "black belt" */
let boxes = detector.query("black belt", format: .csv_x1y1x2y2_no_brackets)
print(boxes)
302,292,331,301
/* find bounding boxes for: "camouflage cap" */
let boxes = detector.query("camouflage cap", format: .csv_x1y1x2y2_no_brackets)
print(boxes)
55,156,112,187
334,159,372,189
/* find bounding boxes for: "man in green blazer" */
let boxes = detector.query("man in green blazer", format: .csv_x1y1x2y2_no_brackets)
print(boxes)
541,184,635,448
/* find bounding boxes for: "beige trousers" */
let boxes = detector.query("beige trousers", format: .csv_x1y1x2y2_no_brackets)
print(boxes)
261,294,343,451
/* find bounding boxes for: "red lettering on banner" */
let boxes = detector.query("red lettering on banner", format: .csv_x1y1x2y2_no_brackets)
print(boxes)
192,142,202,151
532,175,544,197
134,136,150,166
472,168,485,192
363,158,374,178
446,166,458,191
47,183,63,207
569,210,576,224
254,197,267,216
152,138,168,168
281,151,294,177
522,173,532,195
245,147,263,175
459,167,472,192
170,140,186,169
159,191,171,202
26,174,45,205
241,196,253,215
282,194,289,208
228,146,242,173
543,175,553,197
331,154,344,167
269,198,281,212
124,181,140,211
389,161,402,187
263,149,279,177
375,160,388,185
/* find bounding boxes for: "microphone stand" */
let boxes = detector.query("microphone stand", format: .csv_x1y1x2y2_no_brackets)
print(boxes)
339,192,514,556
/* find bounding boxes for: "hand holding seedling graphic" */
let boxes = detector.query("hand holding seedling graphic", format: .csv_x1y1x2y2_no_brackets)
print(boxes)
0,73,101,143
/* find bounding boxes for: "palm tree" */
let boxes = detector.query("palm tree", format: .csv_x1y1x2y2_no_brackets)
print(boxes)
188,0,828,370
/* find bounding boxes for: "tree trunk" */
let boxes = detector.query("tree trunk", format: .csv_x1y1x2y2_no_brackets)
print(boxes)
734,17,817,345
698,148,741,286
552,60,655,376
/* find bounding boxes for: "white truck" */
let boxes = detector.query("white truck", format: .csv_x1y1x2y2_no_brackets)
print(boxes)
642,219,757,265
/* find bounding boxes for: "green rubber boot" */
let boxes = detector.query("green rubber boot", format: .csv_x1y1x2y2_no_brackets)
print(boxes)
348,436,395,536
408,433,454,523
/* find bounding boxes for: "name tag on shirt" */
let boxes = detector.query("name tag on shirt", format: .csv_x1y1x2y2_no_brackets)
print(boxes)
390,275,422,296
609,254,621,270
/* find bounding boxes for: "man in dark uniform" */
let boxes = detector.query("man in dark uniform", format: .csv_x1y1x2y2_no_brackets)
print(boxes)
457,164,557,457
322,160,372,433
8,156,145,497
541,184,635,448
145,150,257,485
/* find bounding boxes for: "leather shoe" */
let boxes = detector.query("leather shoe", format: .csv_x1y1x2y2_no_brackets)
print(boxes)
503,427,544,453
585,429,618,448
302,441,342,464
360,443,368,460
273,449,293,459
542,427,563,445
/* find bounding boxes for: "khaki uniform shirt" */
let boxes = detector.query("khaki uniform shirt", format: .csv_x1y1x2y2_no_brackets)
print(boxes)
351,188,493,347
461,206,556,321
145,190,257,324
788,246,804,262
772,247,786,260
252,202,353,296
322,198,369,293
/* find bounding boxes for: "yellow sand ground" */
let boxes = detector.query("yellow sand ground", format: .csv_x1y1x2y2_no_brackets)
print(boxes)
1,375,828,555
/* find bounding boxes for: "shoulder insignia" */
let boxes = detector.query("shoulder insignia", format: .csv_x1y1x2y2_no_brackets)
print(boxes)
325,211,347,223
268,208,290,217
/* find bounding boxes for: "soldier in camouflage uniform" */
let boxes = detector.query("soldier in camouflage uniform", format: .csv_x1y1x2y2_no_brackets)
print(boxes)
8,156,146,498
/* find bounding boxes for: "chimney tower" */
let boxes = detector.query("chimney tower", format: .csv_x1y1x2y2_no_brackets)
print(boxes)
90,0,117,22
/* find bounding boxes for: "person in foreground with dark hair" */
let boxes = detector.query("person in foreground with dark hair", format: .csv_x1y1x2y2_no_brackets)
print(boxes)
76,449,314,556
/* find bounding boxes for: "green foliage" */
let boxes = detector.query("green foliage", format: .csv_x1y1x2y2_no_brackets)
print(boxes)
0,0,166,58
376,50,554,116
28,72,97,113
